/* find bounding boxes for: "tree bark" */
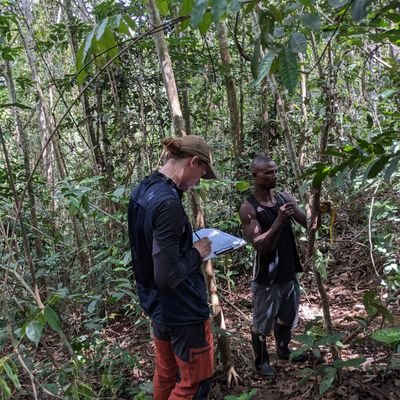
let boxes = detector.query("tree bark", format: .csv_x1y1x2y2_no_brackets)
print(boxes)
3,60,43,261
147,0,186,136
19,0,88,273
216,21,242,157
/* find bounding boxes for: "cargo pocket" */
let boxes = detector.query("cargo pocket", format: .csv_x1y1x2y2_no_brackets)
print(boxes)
188,344,213,384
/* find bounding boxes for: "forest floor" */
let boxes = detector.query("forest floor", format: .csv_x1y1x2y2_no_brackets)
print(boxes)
121,264,400,400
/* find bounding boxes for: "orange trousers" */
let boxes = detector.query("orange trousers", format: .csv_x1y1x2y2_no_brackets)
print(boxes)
152,320,213,400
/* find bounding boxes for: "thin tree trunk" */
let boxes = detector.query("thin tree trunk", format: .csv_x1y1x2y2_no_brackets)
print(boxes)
216,21,242,156
3,60,43,260
261,80,270,154
64,0,103,175
304,45,339,361
147,0,186,136
19,0,88,273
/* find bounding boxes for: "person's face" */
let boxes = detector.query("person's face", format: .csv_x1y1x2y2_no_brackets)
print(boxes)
180,156,209,191
254,161,278,189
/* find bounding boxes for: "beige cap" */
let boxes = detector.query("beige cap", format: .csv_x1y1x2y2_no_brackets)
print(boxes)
175,135,218,180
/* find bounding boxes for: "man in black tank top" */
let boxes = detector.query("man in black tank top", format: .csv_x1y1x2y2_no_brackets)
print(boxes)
239,155,307,379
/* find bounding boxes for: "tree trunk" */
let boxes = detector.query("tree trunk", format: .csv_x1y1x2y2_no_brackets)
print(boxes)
19,0,88,273
64,0,103,175
216,21,242,157
147,0,186,136
3,60,43,261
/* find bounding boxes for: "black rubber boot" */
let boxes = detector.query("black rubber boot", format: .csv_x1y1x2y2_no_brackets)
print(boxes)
194,378,212,399
251,331,277,379
274,323,307,362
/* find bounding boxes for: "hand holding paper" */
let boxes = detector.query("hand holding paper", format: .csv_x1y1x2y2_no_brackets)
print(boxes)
193,228,246,261
192,237,212,260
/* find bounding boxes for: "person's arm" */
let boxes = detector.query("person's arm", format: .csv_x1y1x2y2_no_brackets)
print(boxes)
281,192,307,228
239,200,293,254
152,200,210,292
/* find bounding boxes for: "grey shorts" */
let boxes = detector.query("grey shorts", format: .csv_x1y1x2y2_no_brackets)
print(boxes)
251,279,300,336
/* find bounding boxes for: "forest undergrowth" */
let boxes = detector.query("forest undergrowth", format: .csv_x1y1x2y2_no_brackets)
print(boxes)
3,190,397,400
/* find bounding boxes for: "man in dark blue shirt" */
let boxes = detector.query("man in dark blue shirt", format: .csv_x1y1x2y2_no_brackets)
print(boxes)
128,135,218,399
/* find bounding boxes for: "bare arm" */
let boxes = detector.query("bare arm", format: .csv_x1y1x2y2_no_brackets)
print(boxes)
239,200,293,253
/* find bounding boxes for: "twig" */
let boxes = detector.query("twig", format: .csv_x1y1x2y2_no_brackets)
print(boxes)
218,291,251,322
368,183,381,277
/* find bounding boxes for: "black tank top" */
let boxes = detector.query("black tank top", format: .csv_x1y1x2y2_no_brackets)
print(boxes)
247,193,302,284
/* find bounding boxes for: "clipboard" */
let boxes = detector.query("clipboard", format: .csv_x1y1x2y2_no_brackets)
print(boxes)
193,228,247,261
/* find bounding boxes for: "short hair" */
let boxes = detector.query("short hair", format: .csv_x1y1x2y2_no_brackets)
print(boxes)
251,155,273,174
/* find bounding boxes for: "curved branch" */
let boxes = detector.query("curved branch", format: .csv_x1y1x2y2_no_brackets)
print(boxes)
233,11,251,62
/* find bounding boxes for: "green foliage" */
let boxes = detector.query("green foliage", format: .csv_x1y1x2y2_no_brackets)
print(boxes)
278,46,298,93
294,319,366,395
190,0,241,31
0,358,20,399
371,327,400,349
76,14,135,84
224,388,257,400
1,0,399,398
362,291,394,323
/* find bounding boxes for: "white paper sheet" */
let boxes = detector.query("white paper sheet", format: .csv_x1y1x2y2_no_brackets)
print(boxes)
193,228,247,260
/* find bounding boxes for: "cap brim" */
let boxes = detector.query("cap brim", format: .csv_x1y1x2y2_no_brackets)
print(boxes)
203,164,218,180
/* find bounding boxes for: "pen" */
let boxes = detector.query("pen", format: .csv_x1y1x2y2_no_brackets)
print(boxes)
194,231,200,240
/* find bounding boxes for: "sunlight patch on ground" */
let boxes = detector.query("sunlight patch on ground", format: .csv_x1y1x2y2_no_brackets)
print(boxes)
299,303,322,321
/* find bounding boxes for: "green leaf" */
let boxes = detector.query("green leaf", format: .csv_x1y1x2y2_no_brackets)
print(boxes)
312,165,331,187
122,14,136,31
315,333,343,346
322,149,346,158
319,366,337,395
294,333,314,347
0,102,32,110
156,0,170,16
191,0,208,28
365,156,390,179
268,5,283,22
43,306,62,333
250,50,277,87
259,12,275,47
371,327,400,345
301,13,321,31
83,29,95,63
378,89,397,99
77,382,94,398
87,299,98,313
289,347,307,361
351,0,371,23
97,27,117,59
96,18,108,41
3,361,21,390
278,47,298,93
25,321,43,347
384,156,400,182
362,291,394,322
198,11,212,34
290,32,307,53
180,0,194,16
76,44,88,85
333,357,366,368
235,180,250,193
0,376,11,399
227,0,241,14
211,0,227,23
81,195,89,213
